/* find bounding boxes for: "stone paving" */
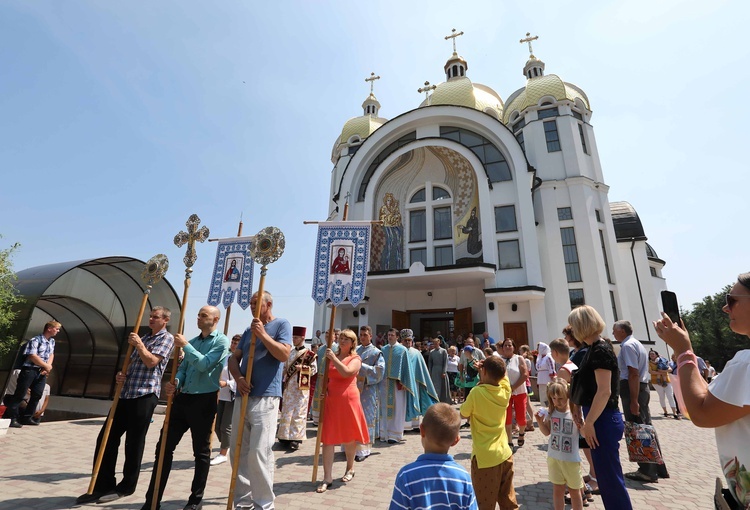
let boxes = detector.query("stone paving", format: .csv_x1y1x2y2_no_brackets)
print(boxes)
0,393,721,510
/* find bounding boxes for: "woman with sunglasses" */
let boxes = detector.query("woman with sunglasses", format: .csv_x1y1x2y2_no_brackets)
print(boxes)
653,272,750,509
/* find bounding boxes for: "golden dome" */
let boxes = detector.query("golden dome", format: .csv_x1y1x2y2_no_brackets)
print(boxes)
502,74,590,124
420,77,504,119
338,115,387,145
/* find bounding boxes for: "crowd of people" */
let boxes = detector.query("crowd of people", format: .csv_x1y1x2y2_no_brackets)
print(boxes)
6,272,750,510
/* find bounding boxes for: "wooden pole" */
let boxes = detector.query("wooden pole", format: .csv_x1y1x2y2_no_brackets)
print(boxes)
86,288,152,495
226,266,267,510
311,200,349,483
151,274,191,510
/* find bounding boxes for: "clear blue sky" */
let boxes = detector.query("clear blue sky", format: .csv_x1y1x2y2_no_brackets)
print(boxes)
2,1,748,337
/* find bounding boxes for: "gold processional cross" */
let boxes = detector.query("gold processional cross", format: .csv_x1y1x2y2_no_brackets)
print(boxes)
445,28,464,53
520,32,539,57
174,214,210,275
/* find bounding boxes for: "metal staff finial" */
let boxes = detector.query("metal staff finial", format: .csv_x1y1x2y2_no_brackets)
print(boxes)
141,254,169,289
250,226,285,267
174,213,210,274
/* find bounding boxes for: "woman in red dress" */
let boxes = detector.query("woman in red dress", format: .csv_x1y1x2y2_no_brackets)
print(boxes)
316,329,369,493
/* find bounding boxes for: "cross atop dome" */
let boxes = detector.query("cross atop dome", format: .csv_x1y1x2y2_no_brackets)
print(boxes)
362,72,381,117
443,28,468,80
520,32,538,58
445,28,464,55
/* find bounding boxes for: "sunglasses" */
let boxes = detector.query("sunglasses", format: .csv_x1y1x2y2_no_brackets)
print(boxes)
725,294,750,309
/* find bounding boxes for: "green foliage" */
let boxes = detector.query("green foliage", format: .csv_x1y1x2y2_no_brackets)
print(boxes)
0,236,22,357
682,284,746,371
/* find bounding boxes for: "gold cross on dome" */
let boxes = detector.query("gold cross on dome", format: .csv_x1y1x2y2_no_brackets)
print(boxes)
445,28,464,54
418,81,437,103
365,72,380,95
520,32,539,57
174,214,210,271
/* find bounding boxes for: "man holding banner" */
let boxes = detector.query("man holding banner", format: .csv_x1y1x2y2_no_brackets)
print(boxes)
228,290,292,510
140,306,228,510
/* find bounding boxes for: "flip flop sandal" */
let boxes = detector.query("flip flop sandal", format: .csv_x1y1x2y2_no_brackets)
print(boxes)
517,433,525,446
342,470,355,483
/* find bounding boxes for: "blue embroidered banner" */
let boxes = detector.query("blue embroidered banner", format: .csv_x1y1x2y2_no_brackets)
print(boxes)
312,222,371,307
207,236,254,310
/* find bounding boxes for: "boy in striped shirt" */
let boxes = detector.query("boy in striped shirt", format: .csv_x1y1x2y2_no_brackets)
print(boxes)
389,403,477,510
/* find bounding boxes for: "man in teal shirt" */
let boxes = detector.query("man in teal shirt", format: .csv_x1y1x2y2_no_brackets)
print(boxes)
140,305,229,510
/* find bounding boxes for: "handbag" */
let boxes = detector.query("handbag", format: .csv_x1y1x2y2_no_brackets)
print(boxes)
624,421,664,464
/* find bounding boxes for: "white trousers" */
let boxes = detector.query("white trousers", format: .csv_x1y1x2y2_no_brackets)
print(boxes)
380,387,407,441
231,396,279,510
654,382,676,410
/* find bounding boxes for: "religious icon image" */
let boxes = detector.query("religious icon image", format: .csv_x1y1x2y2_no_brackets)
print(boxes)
223,257,242,282
378,192,403,270
551,435,559,451
457,206,482,255
551,416,561,433
330,246,352,275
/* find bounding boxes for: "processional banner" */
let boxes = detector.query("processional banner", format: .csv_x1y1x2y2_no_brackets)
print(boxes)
312,222,371,307
207,236,254,309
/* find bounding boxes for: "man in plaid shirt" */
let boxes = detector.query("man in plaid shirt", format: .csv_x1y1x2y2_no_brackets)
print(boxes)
6,320,59,428
76,306,174,505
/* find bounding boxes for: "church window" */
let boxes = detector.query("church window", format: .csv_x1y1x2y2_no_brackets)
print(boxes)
557,207,573,221
572,111,583,121
433,187,450,200
538,107,559,119
544,120,561,152
512,118,526,132
560,227,582,282
599,230,612,284
407,183,455,268
435,246,453,266
569,289,585,308
410,188,426,203
495,205,517,232
578,124,589,154
409,210,426,242
452,64,458,77
439,126,512,182
515,132,525,153
610,291,619,321
595,209,602,222
357,131,417,201
348,145,360,156
497,240,522,269
434,207,452,240
410,248,427,266
650,266,657,277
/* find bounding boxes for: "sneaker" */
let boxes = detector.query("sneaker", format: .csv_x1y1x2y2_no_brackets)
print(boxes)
9,419,23,428
210,454,227,466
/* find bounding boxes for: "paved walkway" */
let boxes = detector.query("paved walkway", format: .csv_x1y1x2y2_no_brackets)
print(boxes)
0,394,721,509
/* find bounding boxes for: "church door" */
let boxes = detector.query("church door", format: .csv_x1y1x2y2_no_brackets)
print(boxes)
392,310,410,331
503,322,529,349
454,307,472,338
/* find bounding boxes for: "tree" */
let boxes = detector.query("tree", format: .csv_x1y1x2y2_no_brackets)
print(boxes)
681,284,745,371
0,236,22,358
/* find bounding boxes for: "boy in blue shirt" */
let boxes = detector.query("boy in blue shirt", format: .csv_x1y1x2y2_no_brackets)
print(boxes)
389,402,477,510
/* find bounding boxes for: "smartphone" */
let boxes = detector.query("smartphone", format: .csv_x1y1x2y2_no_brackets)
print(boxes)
661,290,681,326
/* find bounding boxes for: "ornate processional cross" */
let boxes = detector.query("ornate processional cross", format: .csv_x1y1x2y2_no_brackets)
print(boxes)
520,32,539,57
445,28,464,53
174,214,210,276
365,72,380,94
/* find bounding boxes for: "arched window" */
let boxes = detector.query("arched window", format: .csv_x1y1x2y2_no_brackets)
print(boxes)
407,184,455,268
439,126,512,182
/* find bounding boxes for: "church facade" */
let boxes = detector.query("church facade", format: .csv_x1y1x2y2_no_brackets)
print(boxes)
313,33,667,347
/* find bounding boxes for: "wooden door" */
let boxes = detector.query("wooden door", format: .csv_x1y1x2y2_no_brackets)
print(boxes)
454,307,472,338
392,310,410,331
503,322,528,349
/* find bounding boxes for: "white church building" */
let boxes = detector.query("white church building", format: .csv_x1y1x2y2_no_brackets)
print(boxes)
313,32,667,347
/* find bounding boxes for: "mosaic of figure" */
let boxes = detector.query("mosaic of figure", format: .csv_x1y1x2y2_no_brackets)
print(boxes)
379,192,403,270
458,206,482,255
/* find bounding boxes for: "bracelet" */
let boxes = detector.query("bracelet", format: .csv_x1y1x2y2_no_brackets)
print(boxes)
238,376,245,380
676,350,695,364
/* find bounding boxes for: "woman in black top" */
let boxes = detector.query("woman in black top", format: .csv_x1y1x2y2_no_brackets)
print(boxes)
569,306,632,510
